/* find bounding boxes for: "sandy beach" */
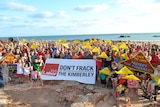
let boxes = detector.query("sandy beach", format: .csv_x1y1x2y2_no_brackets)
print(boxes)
1,76,160,107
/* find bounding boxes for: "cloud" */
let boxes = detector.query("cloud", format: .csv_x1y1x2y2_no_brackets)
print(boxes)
115,0,160,21
1,1,37,12
0,15,23,22
75,4,108,12
30,11,69,19
72,17,113,27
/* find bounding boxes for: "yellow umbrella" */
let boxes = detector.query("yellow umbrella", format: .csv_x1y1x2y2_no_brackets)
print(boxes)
99,67,111,76
126,41,129,45
151,74,160,84
82,44,92,49
73,40,81,44
116,66,133,75
119,43,128,49
97,52,108,58
21,39,28,43
99,39,103,44
92,47,100,53
42,40,47,44
123,75,140,81
120,53,129,60
112,45,119,51
62,43,69,49
59,38,67,44
30,44,39,49
30,39,37,43
105,40,112,44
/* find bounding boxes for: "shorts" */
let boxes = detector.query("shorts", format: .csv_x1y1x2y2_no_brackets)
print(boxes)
32,78,38,82
101,80,106,85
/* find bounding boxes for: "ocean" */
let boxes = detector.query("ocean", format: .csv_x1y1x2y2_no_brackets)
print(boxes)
0,33,160,41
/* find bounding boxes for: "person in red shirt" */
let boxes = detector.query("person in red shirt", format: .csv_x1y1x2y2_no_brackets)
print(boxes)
77,51,84,59
150,51,159,66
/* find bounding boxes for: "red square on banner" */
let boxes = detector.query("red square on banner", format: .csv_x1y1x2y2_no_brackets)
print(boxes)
43,64,59,76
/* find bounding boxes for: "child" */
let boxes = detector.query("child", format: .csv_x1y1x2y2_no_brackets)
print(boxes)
23,62,31,83
16,59,24,84
98,72,108,87
31,67,38,87
115,84,126,98
32,57,44,86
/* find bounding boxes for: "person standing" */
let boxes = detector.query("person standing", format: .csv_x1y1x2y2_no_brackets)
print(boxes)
1,62,9,85
16,59,24,84
32,57,44,86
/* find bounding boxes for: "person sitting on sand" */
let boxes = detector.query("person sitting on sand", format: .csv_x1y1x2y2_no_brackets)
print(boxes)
98,70,109,87
115,84,126,97
111,61,119,90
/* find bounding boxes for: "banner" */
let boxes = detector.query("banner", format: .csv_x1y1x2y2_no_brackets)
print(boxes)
41,59,96,84
0,52,17,64
119,51,154,74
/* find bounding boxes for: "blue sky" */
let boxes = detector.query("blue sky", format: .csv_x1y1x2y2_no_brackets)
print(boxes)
0,0,160,37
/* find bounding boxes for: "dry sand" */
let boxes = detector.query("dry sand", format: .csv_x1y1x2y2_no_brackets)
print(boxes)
0,72,160,107
1,80,160,107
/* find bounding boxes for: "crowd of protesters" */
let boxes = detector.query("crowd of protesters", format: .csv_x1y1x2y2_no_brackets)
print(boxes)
0,37,160,100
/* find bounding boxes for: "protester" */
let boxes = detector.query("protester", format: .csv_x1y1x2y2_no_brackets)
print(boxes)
1,37,160,102
0,67,5,87
32,57,44,86
31,67,38,87
1,62,9,85
16,58,24,84
23,62,31,83
147,65,160,97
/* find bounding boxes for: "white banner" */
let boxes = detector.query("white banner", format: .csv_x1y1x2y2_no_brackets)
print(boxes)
41,59,96,84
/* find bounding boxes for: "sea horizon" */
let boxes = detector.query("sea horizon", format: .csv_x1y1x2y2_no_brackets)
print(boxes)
0,32,160,42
